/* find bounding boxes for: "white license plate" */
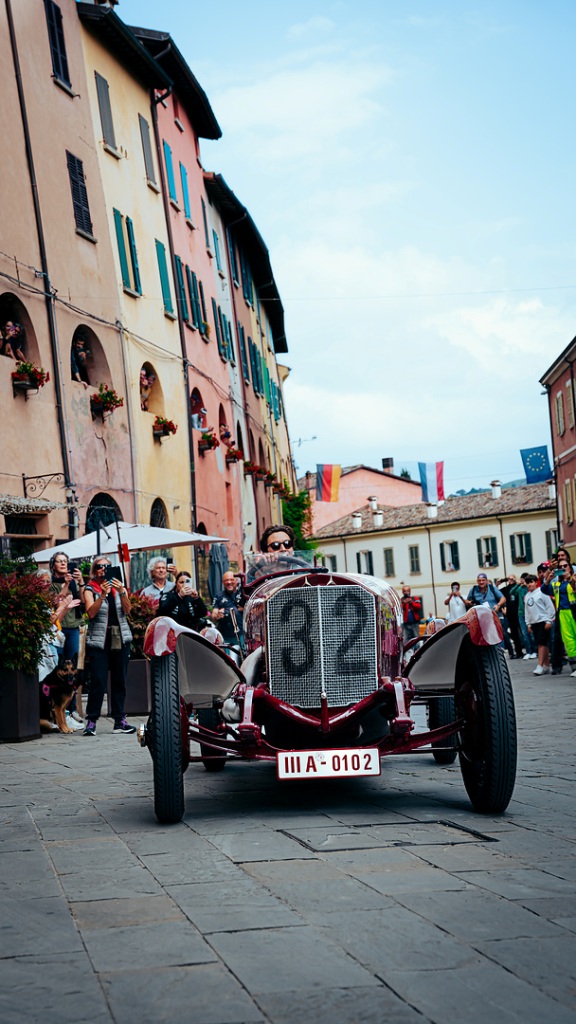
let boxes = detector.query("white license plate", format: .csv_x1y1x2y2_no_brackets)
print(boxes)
277,747,381,780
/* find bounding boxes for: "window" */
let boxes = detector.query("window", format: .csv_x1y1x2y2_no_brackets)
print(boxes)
139,115,157,185
545,527,559,560
409,545,420,573
564,480,574,525
567,379,575,429
356,551,374,575
510,532,532,565
556,392,566,436
66,152,93,237
201,198,211,250
163,141,178,204
155,240,174,315
440,541,459,571
185,267,203,329
45,1,70,88
383,548,395,577
174,256,189,321
150,498,168,528
238,323,250,383
112,210,141,294
477,536,498,569
227,230,239,284
271,380,281,421
212,298,226,359
239,248,253,304
95,72,117,151
179,163,192,220
213,230,223,272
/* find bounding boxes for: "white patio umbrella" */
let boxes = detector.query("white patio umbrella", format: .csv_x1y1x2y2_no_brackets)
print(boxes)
33,521,227,564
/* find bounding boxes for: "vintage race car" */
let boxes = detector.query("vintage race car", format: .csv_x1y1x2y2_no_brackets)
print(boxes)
139,556,517,824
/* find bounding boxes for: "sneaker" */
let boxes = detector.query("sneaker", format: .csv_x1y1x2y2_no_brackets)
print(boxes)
70,710,84,723
551,668,563,675
65,713,84,731
571,670,576,678
533,665,549,675
113,717,136,734
529,653,537,659
523,654,532,660
83,719,96,736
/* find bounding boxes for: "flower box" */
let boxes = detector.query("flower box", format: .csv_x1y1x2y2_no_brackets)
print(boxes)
198,431,219,454
226,449,243,465
11,361,50,396
153,416,177,440
90,383,124,418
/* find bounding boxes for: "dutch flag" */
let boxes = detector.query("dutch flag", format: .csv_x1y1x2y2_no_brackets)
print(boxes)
418,461,445,504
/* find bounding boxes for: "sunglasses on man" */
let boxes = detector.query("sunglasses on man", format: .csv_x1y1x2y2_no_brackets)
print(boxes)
268,540,292,551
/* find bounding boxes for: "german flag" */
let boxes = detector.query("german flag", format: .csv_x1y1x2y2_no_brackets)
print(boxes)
315,464,341,502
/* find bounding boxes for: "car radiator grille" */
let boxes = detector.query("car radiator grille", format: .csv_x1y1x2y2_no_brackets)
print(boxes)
266,586,378,707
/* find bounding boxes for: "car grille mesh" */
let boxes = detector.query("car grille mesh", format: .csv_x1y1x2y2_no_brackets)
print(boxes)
266,586,377,707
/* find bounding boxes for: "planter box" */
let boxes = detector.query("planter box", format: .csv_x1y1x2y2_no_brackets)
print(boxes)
0,668,41,742
106,658,151,716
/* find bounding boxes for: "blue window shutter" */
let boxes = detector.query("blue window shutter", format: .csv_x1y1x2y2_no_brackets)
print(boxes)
201,198,210,248
174,256,189,321
45,1,70,87
239,323,250,382
163,140,177,202
155,240,173,314
179,163,191,219
125,216,141,294
113,208,130,288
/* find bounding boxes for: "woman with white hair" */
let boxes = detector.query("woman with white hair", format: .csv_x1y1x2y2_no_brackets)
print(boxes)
140,556,176,604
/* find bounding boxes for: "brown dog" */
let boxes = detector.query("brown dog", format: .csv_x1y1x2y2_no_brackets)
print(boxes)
40,655,78,734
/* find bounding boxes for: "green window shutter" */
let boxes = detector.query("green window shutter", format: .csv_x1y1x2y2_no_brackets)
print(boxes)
226,320,236,364
113,209,130,288
45,1,70,87
524,534,532,563
212,298,224,356
155,240,173,314
490,537,498,567
476,538,483,568
139,115,156,184
452,542,460,571
264,364,271,405
174,256,189,321
220,310,229,358
95,72,116,149
198,279,207,326
125,216,141,294
180,163,191,219
510,535,517,563
201,198,210,248
249,339,258,393
213,230,222,271
238,323,250,382
163,141,177,202
440,544,446,572
356,552,362,573
227,230,239,284
66,152,93,235
272,382,280,421
186,267,201,328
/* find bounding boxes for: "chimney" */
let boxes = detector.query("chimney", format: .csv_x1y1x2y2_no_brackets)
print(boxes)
491,480,502,499
548,480,556,500
373,510,384,528
427,503,438,518
351,513,362,530
381,458,394,474
368,495,378,511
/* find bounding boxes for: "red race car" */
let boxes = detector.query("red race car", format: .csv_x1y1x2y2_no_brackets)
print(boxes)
139,555,517,824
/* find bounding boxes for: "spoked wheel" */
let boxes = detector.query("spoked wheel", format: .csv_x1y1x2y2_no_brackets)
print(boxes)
150,654,185,824
197,708,227,772
456,644,517,813
428,696,458,765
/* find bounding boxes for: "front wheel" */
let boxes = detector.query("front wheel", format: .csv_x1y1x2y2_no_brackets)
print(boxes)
150,654,185,824
457,645,517,813
428,696,457,765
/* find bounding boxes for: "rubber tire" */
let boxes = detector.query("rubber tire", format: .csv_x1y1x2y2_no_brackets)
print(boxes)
428,696,458,765
197,708,227,772
457,645,517,814
150,654,185,824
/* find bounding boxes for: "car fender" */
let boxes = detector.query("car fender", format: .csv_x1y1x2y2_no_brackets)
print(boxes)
144,616,244,704
405,606,503,694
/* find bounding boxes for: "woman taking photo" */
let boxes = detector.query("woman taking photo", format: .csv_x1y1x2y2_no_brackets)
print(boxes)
83,557,135,736
159,571,207,632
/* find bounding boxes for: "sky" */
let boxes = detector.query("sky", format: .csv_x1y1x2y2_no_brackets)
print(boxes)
119,0,576,493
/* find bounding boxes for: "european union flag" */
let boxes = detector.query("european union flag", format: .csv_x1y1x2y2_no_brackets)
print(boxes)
520,446,552,484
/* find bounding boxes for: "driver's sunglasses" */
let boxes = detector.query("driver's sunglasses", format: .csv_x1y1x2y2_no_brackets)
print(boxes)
268,540,292,551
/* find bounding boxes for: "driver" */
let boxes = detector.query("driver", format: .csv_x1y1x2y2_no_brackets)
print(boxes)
246,525,309,582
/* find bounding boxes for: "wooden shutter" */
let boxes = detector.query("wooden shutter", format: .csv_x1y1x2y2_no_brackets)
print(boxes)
112,209,130,288
163,141,177,202
212,298,224,356
179,163,191,219
440,543,446,571
174,257,189,321
155,240,173,314
226,320,236,364
510,535,517,564
95,72,116,149
45,1,70,87
186,267,201,328
201,198,210,248
490,537,498,567
125,217,141,294
139,115,156,184
238,323,250,382
227,231,239,283
476,538,483,568
66,152,93,235
451,542,460,571
524,534,532,563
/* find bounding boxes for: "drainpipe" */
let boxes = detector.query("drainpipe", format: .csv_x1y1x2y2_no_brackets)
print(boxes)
6,0,75,535
150,86,199,577
116,321,138,521
497,517,508,577
424,526,438,615
542,382,561,540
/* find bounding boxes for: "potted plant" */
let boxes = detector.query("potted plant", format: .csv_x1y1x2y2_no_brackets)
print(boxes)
243,460,257,476
153,415,178,440
255,466,267,482
226,447,243,465
198,430,219,453
265,471,277,488
90,382,124,418
0,557,52,741
11,361,50,394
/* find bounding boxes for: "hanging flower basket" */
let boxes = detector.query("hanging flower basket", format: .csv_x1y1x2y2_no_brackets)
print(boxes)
243,461,257,476
12,361,50,395
90,383,124,418
255,466,267,482
264,471,277,489
152,415,178,440
226,448,244,465
198,430,219,454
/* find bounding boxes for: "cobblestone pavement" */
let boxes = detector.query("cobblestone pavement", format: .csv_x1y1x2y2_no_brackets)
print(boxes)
1,658,575,1023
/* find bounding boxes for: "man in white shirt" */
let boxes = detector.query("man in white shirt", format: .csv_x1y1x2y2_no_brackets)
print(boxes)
141,557,176,604
444,582,467,622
